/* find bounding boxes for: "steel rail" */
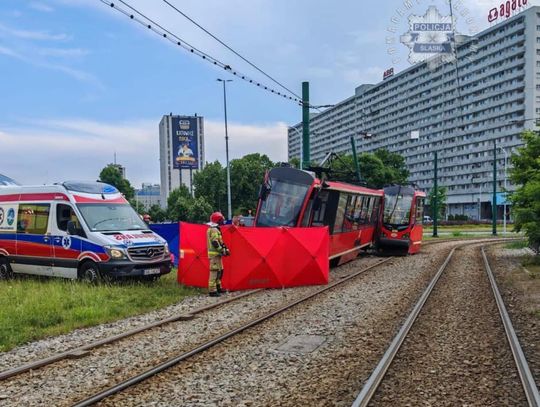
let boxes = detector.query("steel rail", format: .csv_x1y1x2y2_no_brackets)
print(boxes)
351,239,528,407
0,237,514,382
351,245,458,407
0,289,262,381
481,247,540,407
72,258,393,407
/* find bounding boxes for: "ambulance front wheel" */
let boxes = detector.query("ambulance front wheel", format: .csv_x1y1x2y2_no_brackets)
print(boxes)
79,261,101,284
0,257,13,280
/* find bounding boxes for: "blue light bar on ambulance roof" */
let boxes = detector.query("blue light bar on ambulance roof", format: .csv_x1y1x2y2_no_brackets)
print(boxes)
61,181,119,194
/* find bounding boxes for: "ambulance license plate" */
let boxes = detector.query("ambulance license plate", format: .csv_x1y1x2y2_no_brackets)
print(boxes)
143,268,161,275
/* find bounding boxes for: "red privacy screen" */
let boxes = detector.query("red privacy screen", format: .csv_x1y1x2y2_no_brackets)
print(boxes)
178,222,329,291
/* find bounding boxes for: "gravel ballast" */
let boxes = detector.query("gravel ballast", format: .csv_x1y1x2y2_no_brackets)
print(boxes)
3,240,530,406
371,243,528,406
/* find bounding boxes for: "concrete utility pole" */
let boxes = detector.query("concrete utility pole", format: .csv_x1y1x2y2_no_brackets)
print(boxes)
302,81,310,170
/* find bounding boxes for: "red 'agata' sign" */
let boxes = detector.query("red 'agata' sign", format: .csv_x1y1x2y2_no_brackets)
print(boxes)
488,0,528,23
383,68,394,80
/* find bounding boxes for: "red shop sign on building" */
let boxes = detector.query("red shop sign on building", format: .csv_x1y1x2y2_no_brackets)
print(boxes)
488,0,529,23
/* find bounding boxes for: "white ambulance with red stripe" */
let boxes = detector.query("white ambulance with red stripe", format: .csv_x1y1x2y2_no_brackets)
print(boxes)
0,181,172,282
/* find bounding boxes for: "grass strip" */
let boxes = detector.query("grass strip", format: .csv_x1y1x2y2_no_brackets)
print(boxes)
0,271,199,352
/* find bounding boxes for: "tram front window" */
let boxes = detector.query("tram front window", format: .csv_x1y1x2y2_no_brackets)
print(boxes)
383,193,413,226
257,180,309,227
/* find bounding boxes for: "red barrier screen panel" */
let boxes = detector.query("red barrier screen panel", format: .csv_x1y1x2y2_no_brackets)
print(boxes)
178,222,209,288
178,223,329,291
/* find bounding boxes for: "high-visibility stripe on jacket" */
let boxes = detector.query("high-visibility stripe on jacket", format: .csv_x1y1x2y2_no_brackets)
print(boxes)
207,226,224,258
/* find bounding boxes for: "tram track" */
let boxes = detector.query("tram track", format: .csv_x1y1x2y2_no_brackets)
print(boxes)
352,241,540,407
0,253,391,406
0,238,519,406
71,258,394,406
69,239,468,406
1,236,471,382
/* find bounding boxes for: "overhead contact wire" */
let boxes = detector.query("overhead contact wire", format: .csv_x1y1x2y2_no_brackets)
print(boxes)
100,0,302,104
160,0,302,101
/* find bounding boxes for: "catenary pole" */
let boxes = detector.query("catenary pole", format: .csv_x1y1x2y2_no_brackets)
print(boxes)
302,82,310,170
433,150,438,238
492,140,497,235
350,135,361,182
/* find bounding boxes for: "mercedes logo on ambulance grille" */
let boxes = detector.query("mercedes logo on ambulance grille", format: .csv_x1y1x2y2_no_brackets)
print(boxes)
146,248,155,257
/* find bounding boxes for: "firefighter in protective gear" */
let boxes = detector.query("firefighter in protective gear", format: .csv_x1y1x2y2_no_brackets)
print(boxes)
207,212,230,297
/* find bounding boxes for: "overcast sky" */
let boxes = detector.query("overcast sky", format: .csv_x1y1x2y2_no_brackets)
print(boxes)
1,0,537,187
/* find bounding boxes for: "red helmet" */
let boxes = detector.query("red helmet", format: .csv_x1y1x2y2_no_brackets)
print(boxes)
210,212,225,224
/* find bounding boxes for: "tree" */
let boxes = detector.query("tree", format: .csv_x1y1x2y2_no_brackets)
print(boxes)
427,186,447,220
510,130,540,254
148,204,167,223
374,149,410,185
229,153,274,214
193,161,227,212
167,185,192,221
288,157,301,169
187,196,213,223
99,165,135,200
129,198,145,215
330,149,409,189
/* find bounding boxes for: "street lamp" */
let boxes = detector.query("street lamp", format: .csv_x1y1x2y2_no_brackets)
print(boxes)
217,78,233,220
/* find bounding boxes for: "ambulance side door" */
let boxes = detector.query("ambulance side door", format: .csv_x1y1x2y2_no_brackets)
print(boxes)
14,203,54,276
52,203,82,279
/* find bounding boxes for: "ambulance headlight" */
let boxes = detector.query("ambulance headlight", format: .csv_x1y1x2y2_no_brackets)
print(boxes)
163,243,170,256
105,246,126,259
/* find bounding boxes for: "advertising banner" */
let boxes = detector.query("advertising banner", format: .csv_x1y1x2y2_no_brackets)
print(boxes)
0,204,18,232
171,117,199,169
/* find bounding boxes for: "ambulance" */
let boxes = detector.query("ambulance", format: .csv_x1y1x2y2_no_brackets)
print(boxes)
0,181,172,282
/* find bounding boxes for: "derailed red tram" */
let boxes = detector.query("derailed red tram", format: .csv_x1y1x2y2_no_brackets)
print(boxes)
378,185,426,255
254,166,383,266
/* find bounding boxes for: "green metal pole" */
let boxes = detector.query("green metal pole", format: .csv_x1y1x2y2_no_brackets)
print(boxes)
492,140,497,235
350,135,361,182
433,150,438,238
302,81,310,170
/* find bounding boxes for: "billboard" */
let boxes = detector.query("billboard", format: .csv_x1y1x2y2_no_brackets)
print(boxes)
172,117,199,169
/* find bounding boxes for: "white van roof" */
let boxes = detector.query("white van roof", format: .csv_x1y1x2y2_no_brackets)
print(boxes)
0,181,125,204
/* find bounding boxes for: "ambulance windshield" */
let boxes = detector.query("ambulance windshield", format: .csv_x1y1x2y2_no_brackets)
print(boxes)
77,203,148,232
